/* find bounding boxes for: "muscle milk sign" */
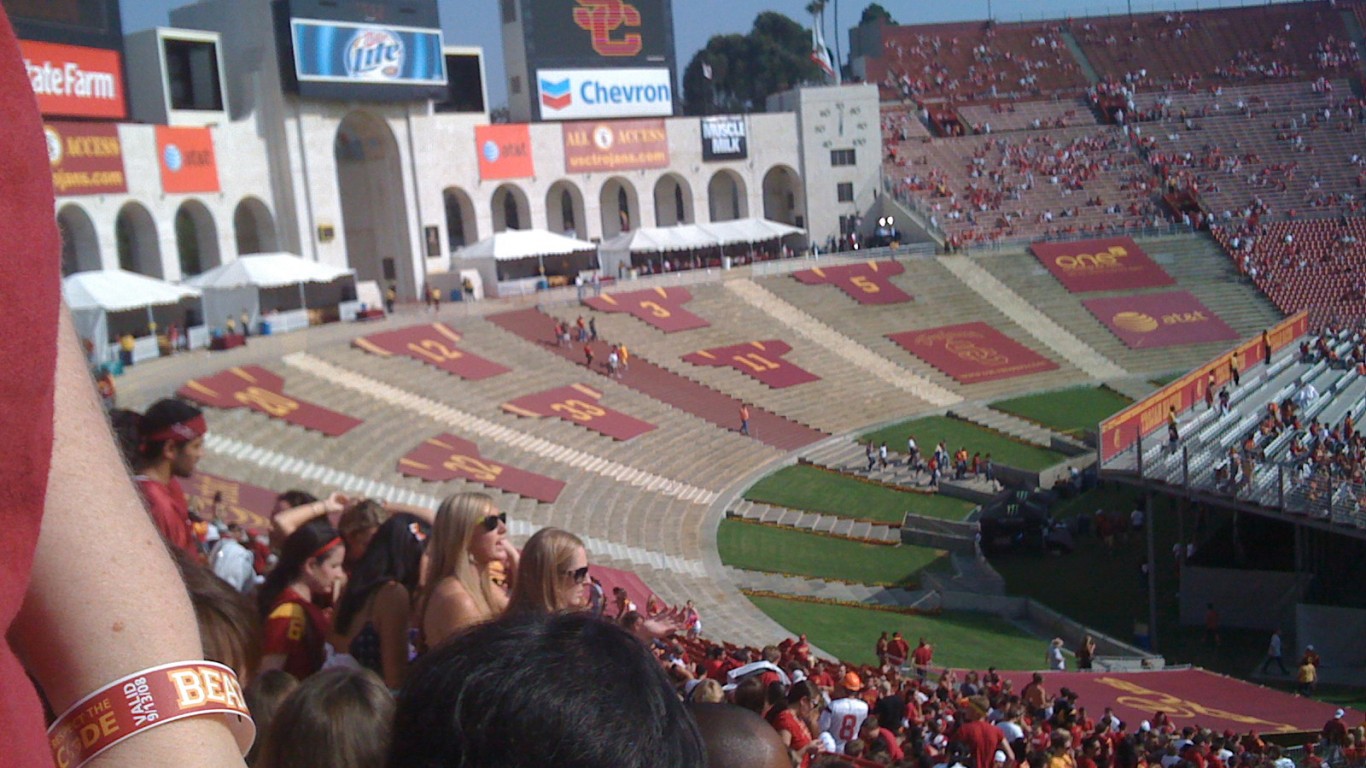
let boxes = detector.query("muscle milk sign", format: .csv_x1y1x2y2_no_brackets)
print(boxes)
701,116,747,161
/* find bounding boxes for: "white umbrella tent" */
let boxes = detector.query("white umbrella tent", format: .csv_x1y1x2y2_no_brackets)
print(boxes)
63,269,203,365
184,253,355,334
598,218,806,277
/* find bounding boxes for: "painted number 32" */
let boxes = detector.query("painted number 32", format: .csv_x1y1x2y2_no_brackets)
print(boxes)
234,386,299,417
442,454,503,483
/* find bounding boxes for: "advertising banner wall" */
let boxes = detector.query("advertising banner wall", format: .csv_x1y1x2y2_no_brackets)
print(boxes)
475,124,535,181
537,67,672,120
291,19,446,85
1084,291,1238,349
563,118,669,173
1098,312,1308,462
44,121,126,196
700,115,747,161
526,0,674,64
20,39,125,119
156,126,220,194
1030,236,1176,293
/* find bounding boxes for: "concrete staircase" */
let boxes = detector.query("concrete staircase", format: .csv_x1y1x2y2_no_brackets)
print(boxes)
727,500,901,544
937,254,1128,380
725,567,936,609
949,402,1090,453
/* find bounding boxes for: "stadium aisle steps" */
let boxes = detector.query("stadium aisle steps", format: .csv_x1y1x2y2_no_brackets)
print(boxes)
486,308,828,451
950,403,1088,451
724,566,934,608
937,255,1129,380
727,500,901,543
721,279,961,407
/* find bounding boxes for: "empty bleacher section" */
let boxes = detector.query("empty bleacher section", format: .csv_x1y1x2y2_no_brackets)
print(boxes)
955,97,1098,134
1074,4,1356,88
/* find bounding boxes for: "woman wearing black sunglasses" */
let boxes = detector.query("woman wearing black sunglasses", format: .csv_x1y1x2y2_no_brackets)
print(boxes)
505,527,590,615
417,493,517,650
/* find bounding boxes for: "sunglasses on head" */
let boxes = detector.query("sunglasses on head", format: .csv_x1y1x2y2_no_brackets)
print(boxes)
482,511,508,531
565,565,590,584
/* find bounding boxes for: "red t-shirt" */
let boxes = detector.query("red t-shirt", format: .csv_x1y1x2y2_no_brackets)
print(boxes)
0,5,63,764
770,708,813,749
136,476,200,558
956,720,1006,768
912,644,933,666
263,588,331,680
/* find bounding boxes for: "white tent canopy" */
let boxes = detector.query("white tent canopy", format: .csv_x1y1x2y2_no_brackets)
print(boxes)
597,218,806,276
454,229,596,262
63,270,204,366
184,252,353,290
64,268,201,312
184,253,355,335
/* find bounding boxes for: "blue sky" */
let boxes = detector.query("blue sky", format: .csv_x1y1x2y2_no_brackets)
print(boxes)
118,0,1276,108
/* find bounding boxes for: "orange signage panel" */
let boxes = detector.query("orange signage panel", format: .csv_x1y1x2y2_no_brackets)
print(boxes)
476,124,535,180
20,40,126,119
562,118,668,173
156,126,220,194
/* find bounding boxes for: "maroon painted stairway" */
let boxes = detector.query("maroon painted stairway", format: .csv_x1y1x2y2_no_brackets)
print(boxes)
486,308,829,452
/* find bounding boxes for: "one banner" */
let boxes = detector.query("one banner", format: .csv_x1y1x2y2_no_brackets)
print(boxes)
182,473,278,532
353,323,510,380
156,126,220,194
683,340,819,388
502,383,656,441
291,19,446,86
20,39,126,119
44,120,126,196
583,286,709,332
700,115,747,161
178,365,362,436
1084,291,1238,349
792,260,911,305
1030,236,1175,293
888,322,1059,384
537,67,673,120
563,118,669,173
398,434,565,503
1098,311,1308,462
476,124,534,181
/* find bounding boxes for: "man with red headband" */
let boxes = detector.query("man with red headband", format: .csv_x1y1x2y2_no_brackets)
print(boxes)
134,399,208,558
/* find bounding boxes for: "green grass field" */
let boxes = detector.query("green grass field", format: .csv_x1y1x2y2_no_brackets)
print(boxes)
747,594,1046,670
991,386,1133,438
745,465,977,523
862,415,1067,472
717,519,947,586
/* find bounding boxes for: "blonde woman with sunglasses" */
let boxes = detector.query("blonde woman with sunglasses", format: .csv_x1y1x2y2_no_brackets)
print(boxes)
418,493,518,650
505,527,590,615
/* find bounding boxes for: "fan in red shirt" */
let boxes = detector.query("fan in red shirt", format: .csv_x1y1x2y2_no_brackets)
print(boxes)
955,695,1016,768
258,519,347,680
133,399,208,559
910,636,933,677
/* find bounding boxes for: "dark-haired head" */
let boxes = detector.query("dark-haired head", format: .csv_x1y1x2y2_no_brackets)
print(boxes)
389,611,704,768
274,489,319,515
334,513,428,635
136,398,206,476
258,518,344,616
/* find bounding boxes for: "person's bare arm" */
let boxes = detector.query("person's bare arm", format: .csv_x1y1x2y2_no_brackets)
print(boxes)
380,500,434,526
271,492,347,546
423,578,483,649
12,311,246,767
374,582,412,691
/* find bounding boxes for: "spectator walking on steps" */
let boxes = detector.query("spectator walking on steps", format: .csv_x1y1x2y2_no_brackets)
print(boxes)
740,403,751,436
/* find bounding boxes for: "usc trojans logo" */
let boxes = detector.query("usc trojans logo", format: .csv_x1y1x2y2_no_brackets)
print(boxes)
573,0,643,57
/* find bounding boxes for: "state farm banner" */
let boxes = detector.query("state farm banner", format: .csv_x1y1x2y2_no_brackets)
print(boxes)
1084,291,1238,349
20,40,126,119
156,126,220,194
44,121,126,196
1030,236,1175,293
476,124,534,180
563,119,668,173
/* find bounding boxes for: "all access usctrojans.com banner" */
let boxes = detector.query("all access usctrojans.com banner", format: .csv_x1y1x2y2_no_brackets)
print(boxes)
44,121,126,196
1030,236,1176,293
563,119,669,173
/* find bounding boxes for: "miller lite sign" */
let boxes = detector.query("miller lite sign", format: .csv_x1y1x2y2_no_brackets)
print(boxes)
291,19,446,87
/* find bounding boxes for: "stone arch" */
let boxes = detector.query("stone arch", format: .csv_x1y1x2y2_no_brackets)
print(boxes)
546,180,586,237
653,173,694,226
57,203,101,276
443,187,478,248
233,196,278,255
762,164,805,226
175,199,221,277
335,111,411,294
491,183,531,232
707,169,748,222
115,201,163,279
599,176,640,238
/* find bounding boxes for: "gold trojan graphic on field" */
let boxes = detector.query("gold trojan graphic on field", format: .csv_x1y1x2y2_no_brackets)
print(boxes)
943,332,1008,366
1113,311,1160,333
1056,245,1128,271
